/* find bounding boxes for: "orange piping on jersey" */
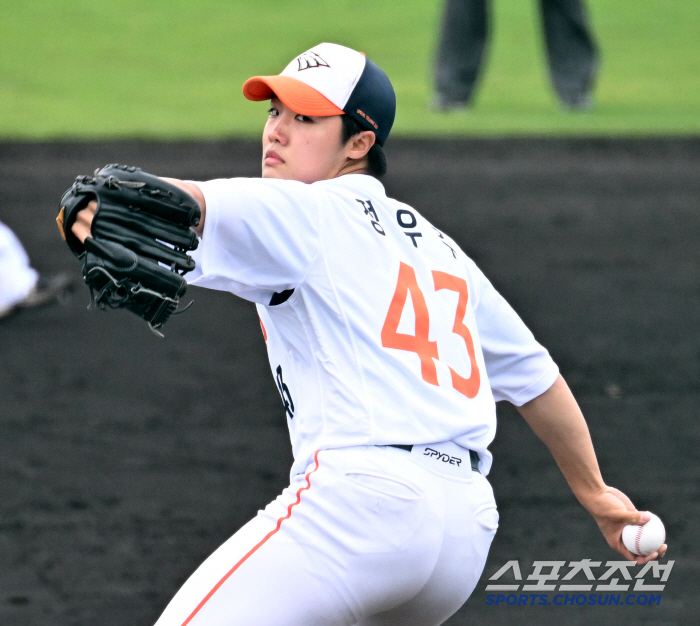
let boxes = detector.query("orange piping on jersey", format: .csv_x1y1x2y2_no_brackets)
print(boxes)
259,317,268,342
179,450,321,626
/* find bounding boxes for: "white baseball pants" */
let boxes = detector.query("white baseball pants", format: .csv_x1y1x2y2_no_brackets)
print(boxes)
0,220,37,310
153,444,498,626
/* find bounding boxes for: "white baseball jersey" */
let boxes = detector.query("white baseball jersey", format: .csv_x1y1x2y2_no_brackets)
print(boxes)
188,174,558,478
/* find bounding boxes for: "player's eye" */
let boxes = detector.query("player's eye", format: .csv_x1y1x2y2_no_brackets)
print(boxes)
268,107,279,117
295,114,313,123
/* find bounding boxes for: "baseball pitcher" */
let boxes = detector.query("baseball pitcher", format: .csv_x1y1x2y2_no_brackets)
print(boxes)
59,43,666,626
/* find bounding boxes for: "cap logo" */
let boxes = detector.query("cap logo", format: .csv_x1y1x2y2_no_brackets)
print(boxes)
296,51,331,71
356,109,379,130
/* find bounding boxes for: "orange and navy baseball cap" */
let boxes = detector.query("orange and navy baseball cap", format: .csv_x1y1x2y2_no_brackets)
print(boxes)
243,43,396,146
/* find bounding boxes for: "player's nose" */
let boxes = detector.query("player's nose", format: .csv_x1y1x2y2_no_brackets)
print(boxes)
266,115,289,146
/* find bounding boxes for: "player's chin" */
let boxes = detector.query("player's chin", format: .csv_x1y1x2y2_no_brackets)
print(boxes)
262,164,287,179
262,166,311,183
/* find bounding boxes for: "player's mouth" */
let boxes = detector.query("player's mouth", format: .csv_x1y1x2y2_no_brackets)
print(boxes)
264,149,285,166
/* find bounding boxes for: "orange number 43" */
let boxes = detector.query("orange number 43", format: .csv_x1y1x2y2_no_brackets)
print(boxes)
380,262,481,399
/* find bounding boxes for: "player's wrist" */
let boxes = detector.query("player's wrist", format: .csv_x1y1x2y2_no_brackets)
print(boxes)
162,178,206,236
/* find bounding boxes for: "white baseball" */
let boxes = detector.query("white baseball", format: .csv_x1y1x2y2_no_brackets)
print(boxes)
622,513,666,556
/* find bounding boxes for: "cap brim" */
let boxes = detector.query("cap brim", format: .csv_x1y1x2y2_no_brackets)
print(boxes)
242,75,344,116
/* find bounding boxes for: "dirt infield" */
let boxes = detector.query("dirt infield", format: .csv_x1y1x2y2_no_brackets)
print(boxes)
1,138,698,625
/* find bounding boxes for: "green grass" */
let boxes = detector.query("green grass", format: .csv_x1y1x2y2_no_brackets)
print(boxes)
0,0,698,138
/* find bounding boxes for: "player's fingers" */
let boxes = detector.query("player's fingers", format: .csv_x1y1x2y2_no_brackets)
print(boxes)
609,523,667,564
605,486,636,512
654,543,668,559
635,545,665,565
608,532,653,564
640,554,656,564
635,510,652,524
605,531,632,557
613,509,650,527
72,210,93,243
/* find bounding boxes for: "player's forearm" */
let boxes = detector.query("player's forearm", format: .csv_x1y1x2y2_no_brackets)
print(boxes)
516,375,606,510
161,178,207,236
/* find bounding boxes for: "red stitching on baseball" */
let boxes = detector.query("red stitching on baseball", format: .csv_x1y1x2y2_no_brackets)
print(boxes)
635,524,644,555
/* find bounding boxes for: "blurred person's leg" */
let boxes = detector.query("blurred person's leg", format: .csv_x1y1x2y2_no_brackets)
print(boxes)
0,221,38,315
433,0,489,109
540,0,598,109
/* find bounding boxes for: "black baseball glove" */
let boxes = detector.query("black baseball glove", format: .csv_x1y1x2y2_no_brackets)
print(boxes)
57,164,201,334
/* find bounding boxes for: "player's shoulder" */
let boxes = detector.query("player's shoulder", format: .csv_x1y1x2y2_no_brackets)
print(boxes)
202,174,381,207
199,176,323,218
202,176,317,198
222,174,379,207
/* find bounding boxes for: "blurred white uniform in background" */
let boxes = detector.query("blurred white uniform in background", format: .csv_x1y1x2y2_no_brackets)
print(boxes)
0,220,38,315
0,220,73,319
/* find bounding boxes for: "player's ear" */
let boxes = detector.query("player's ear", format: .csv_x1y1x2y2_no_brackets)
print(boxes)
346,130,376,161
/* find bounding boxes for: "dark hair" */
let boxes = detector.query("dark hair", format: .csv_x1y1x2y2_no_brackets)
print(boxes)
340,115,387,179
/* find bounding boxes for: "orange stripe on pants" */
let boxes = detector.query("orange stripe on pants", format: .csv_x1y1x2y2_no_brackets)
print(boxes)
180,450,322,626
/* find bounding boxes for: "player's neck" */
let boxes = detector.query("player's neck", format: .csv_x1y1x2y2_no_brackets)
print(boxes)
331,157,370,180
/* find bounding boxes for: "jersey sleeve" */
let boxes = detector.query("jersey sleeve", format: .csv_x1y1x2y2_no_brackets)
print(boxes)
468,259,559,406
186,178,321,304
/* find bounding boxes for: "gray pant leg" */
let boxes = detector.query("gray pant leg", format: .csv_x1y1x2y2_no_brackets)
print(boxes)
540,0,598,106
434,0,489,104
